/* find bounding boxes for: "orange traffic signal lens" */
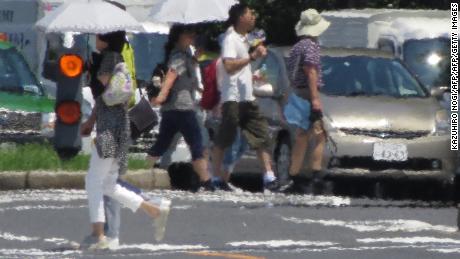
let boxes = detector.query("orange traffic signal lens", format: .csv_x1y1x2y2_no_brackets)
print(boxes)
59,54,83,77
0,33,7,42
56,101,81,124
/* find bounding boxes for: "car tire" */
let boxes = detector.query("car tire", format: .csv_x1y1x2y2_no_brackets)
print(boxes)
454,176,460,203
275,136,291,186
457,206,460,231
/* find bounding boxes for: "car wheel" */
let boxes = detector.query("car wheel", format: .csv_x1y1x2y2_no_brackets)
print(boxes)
454,176,460,203
275,136,291,186
457,206,460,231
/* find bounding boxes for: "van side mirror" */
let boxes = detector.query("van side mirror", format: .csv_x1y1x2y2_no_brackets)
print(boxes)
430,86,449,98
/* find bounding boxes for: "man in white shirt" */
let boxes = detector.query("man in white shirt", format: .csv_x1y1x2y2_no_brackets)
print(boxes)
212,3,278,191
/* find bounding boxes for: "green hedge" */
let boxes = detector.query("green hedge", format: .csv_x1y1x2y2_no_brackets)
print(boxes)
0,143,149,172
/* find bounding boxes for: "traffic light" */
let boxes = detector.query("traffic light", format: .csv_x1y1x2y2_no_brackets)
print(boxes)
53,48,84,160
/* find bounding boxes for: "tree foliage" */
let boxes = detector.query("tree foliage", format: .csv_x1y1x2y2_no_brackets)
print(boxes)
238,0,451,45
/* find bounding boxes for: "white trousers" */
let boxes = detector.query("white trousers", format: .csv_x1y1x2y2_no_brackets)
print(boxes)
85,147,144,223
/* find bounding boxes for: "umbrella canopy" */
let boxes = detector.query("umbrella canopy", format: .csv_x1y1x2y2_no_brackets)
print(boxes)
142,21,171,34
148,0,239,24
36,0,144,34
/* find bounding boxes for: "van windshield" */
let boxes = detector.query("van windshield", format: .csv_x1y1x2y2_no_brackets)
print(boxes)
0,47,43,96
320,55,428,98
403,38,450,89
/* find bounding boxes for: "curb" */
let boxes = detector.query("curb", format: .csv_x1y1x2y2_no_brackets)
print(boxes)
0,169,170,190
120,169,171,190
0,172,27,189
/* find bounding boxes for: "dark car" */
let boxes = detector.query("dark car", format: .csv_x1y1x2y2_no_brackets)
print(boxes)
0,39,55,143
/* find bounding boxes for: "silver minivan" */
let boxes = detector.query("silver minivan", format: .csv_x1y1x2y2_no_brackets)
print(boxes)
254,47,458,185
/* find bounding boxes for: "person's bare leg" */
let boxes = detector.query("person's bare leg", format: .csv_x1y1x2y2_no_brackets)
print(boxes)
310,131,326,171
289,129,309,177
223,170,231,182
202,148,209,162
140,201,160,218
202,148,213,180
309,121,326,171
256,149,273,173
91,223,105,240
192,158,211,182
212,146,226,180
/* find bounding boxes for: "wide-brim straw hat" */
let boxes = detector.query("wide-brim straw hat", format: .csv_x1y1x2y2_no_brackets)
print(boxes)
295,9,330,37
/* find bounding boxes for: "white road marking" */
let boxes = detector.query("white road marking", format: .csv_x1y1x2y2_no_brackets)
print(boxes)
231,244,448,253
0,190,86,204
428,248,460,253
282,217,457,233
0,232,40,242
0,243,209,257
43,237,72,245
115,243,209,252
0,248,80,257
0,205,85,212
227,240,338,248
172,205,193,210
357,237,460,244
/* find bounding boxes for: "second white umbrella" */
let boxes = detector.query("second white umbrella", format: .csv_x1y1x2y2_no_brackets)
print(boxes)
148,0,239,24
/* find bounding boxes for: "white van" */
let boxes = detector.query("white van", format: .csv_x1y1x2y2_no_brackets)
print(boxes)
320,9,450,91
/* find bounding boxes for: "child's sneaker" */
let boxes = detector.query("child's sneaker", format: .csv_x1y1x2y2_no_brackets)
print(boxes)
153,199,171,241
106,237,119,250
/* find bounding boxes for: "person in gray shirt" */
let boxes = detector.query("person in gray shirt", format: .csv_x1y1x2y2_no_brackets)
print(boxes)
147,24,214,191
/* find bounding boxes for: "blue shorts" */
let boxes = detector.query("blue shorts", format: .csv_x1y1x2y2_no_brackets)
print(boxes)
283,93,312,131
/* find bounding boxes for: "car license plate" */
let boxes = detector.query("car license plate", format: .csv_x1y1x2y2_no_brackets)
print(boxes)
373,143,408,161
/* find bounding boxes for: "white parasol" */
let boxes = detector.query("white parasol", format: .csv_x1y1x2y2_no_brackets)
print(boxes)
148,0,239,24
36,0,144,34
141,21,171,34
